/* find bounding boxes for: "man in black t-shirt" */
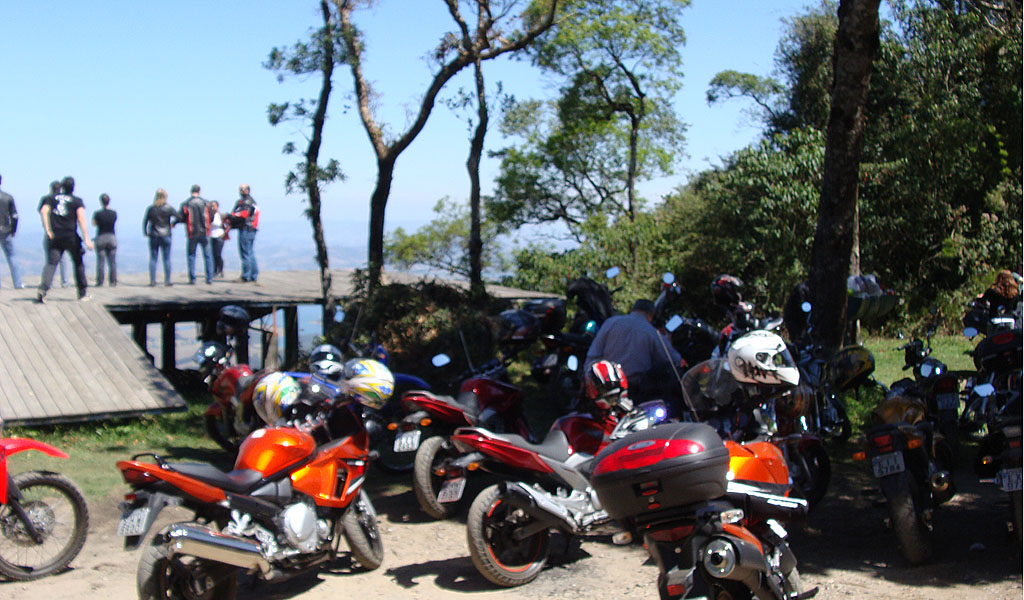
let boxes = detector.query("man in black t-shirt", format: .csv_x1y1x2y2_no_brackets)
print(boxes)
36,176,93,302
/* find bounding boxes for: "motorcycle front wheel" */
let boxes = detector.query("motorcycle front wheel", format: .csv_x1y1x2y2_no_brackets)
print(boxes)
821,393,851,441
137,524,238,600
467,484,550,587
888,478,933,565
342,489,384,570
413,435,459,519
0,471,89,581
790,443,831,508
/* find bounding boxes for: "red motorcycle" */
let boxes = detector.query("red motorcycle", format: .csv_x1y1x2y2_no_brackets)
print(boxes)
115,374,386,599
0,416,89,580
592,421,814,599
195,340,257,452
442,399,668,587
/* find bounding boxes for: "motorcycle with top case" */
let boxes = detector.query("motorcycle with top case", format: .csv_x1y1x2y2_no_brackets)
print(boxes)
445,400,668,587
591,421,816,600
115,386,384,600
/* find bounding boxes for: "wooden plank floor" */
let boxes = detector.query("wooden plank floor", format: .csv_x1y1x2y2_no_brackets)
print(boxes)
0,269,553,425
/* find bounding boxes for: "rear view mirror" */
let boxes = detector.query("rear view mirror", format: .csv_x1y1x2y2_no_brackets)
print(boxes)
662,272,675,285
333,309,346,323
963,326,979,338
606,266,621,279
974,383,996,397
665,315,683,332
800,302,812,314
566,355,579,372
431,354,451,368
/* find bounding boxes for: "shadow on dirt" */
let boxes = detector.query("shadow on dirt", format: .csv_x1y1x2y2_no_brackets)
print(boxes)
791,440,1021,589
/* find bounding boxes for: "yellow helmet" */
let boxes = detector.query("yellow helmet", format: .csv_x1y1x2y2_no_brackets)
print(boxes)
252,372,301,424
343,359,394,409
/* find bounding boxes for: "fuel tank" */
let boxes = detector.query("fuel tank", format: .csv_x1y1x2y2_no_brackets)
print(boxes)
234,427,316,475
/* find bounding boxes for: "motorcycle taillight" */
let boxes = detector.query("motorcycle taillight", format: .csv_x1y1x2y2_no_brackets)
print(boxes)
121,468,155,486
648,524,695,543
871,433,894,452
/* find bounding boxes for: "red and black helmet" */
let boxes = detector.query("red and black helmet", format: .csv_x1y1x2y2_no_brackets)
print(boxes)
711,274,744,307
584,360,629,410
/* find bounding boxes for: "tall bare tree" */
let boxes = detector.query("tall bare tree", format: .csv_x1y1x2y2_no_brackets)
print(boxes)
266,0,344,326
808,0,880,349
337,0,559,293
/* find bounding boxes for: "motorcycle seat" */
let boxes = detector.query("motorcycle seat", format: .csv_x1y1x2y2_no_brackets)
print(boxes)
168,463,264,494
406,390,481,422
487,429,572,462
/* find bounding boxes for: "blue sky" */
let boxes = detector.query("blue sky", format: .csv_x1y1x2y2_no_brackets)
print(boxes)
0,0,816,267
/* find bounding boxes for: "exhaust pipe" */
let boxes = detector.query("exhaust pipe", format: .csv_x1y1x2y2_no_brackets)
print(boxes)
165,524,271,575
503,482,578,533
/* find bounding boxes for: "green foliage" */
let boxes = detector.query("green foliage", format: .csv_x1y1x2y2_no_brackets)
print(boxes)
384,197,509,278
685,128,825,314
489,0,689,236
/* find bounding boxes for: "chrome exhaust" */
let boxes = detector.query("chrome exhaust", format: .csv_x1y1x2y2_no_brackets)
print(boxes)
165,524,271,575
930,470,954,503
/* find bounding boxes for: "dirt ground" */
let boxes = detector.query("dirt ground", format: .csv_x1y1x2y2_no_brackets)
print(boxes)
3,457,1021,600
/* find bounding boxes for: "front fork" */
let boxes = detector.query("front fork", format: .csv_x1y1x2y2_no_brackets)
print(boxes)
3,472,45,544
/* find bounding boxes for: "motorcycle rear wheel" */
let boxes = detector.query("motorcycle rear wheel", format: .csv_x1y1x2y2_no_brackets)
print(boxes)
137,523,238,600
888,478,933,565
342,489,384,571
467,484,550,587
413,435,458,520
0,471,89,581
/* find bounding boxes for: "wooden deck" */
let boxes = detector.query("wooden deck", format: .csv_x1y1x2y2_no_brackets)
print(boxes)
0,269,554,426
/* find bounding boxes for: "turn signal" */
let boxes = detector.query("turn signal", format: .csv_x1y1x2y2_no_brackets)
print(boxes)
467,462,480,471
387,422,399,431
420,418,432,427
907,438,923,450
852,451,867,461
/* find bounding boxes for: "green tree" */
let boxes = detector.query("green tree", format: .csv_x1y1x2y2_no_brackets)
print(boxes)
385,197,508,279
337,0,560,294
489,0,688,241
265,0,345,324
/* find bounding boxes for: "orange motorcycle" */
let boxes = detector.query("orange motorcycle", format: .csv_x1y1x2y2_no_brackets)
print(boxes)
592,421,814,599
116,364,392,599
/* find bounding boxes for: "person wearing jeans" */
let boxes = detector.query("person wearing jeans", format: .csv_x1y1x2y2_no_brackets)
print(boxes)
179,184,213,285
0,174,24,289
231,184,259,283
143,188,176,286
93,193,117,286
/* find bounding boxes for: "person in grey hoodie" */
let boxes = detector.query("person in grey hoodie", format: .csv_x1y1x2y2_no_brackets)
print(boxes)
0,173,24,289
143,188,177,286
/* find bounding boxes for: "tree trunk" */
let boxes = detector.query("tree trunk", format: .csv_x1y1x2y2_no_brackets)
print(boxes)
467,60,487,305
808,0,880,350
367,155,395,296
309,0,335,332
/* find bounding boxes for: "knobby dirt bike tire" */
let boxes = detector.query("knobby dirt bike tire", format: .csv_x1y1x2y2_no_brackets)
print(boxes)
413,435,459,520
467,484,550,587
342,489,384,570
0,471,89,581
137,523,239,600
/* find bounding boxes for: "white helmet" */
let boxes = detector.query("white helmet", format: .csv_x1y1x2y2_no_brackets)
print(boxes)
727,330,799,387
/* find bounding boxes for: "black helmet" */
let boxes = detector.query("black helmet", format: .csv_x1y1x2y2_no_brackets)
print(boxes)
310,343,345,382
193,341,230,376
216,305,250,337
711,274,743,307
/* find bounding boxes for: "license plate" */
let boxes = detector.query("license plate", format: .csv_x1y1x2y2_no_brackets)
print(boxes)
437,477,466,503
393,430,422,453
871,451,906,478
998,468,1023,492
936,392,959,411
117,507,150,537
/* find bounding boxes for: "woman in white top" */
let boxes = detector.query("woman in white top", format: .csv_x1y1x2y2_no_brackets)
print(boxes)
208,200,228,278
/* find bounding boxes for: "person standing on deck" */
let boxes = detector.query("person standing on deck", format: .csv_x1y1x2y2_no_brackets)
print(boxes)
92,193,117,287
231,184,259,284
179,184,213,285
36,176,93,302
39,180,70,287
143,188,177,286
0,174,24,289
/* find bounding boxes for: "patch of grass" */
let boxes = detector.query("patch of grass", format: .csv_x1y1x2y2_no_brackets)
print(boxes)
4,395,227,501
